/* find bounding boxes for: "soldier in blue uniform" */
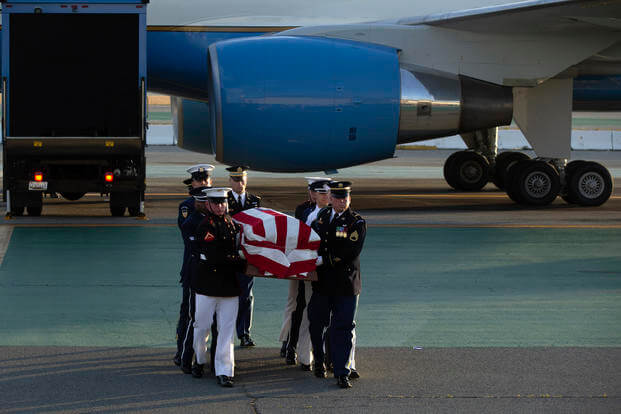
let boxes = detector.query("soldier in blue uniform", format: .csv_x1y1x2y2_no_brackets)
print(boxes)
174,164,213,368
226,166,261,347
308,181,367,389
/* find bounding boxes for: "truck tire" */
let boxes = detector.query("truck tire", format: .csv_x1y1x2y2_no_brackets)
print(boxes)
128,205,141,216
110,205,126,217
11,205,25,216
27,205,42,216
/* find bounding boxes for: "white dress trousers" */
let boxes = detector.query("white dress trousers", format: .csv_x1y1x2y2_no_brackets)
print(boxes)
278,280,299,342
193,294,239,377
296,280,314,365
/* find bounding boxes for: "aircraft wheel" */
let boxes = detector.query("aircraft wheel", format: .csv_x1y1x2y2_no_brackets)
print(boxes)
445,151,489,191
443,151,462,190
567,161,613,206
505,160,529,203
560,160,587,204
510,160,560,206
492,151,530,190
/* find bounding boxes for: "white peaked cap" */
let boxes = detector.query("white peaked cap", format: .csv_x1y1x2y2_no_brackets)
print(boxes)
187,164,215,174
204,187,231,199
305,176,332,185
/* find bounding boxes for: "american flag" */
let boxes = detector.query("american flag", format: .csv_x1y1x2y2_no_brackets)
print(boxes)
233,208,320,279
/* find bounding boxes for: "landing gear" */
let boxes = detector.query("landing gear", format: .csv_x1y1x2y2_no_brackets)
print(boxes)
505,159,613,207
492,151,530,190
443,150,490,191
563,161,613,206
506,160,560,206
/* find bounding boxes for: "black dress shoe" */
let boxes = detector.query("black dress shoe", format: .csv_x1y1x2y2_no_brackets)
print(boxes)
285,350,297,365
314,363,327,378
217,375,234,387
337,375,352,389
326,362,334,372
300,363,312,371
181,363,192,374
240,335,256,347
173,353,181,366
349,369,360,379
280,341,287,357
191,363,204,378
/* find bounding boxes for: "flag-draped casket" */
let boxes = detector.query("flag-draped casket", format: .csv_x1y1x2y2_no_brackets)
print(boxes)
232,208,320,280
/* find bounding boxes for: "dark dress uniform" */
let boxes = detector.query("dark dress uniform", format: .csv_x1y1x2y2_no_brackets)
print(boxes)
175,196,194,364
192,209,244,384
308,205,366,381
227,190,261,343
179,207,218,371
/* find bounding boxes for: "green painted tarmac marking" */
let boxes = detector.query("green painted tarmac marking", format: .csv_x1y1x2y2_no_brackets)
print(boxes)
0,227,619,347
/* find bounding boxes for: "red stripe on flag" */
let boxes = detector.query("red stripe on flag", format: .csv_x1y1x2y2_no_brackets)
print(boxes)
258,209,288,249
297,221,311,250
233,211,266,237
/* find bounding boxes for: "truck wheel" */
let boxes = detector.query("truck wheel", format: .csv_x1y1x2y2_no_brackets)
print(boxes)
61,192,86,201
11,205,25,216
110,205,126,217
27,205,43,216
128,205,141,216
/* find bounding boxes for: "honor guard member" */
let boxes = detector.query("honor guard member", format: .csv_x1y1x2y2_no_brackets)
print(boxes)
226,166,261,347
283,179,332,369
178,186,219,374
191,187,245,387
308,181,366,389
174,164,213,367
279,177,330,357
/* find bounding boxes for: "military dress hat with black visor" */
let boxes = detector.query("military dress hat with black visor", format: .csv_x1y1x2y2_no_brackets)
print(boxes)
309,180,331,194
327,181,352,198
226,165,249,180
190,186,211,201
304,176,332,189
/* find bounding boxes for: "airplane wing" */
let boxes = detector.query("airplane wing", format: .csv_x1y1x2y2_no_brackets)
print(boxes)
280,0,621,86
395,0,621,33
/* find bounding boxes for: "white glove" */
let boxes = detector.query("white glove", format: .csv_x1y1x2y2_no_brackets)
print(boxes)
238,250,246,260
315,256,323,266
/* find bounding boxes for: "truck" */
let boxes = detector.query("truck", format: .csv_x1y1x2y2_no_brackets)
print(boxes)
1,0,148,216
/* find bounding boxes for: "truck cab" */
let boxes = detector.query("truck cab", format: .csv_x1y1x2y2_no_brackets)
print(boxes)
2,0,148,216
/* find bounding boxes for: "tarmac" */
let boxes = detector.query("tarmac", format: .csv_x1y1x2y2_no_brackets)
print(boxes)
1,147,620,413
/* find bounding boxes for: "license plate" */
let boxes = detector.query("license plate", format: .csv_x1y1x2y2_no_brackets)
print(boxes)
28,181,48,191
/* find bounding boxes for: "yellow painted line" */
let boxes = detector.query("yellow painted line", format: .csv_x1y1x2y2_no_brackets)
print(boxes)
370,223,621,229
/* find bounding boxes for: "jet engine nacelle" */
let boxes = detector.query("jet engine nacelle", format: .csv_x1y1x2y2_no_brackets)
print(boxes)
176,36,514,171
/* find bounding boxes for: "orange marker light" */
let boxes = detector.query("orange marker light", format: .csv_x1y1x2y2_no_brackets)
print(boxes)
34,172,43,182
104,172,114,183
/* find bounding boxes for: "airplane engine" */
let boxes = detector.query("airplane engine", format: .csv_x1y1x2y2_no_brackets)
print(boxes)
178,36,514,171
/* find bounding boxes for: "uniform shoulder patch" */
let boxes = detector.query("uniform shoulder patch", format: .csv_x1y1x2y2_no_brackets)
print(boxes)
349,230,359,242
180,206,189,219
